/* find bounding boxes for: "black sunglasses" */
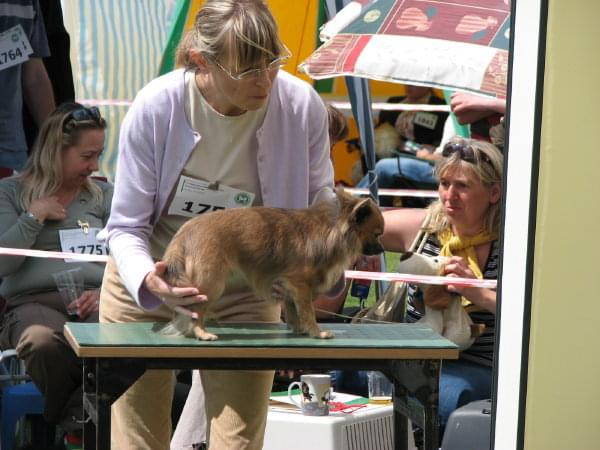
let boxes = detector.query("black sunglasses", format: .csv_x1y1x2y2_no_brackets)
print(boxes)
70,106,102,122
442,141,493,167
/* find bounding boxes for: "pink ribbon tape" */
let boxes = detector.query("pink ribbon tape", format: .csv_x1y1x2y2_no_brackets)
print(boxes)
345,270,497,289
0,248,495,288
345,187,439,198
0,247,108,263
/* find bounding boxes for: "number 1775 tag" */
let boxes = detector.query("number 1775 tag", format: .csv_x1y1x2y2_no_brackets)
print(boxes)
59,228,109,262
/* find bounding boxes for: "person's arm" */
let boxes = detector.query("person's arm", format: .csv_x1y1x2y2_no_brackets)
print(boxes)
416,149,442,162
103,95,166,308
105,91,205,310
380,208,428,253
22,58,55,127
307,91,335,202
0,183,40,275
450,92,506,125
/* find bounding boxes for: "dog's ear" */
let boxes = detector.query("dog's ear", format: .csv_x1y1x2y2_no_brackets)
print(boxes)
350,198,376,225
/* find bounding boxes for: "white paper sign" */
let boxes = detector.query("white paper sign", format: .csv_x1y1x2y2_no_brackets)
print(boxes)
167,175,255,218
59,227,108,262
0,25,33,72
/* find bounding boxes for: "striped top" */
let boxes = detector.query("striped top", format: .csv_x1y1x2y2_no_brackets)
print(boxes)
406,234,498,367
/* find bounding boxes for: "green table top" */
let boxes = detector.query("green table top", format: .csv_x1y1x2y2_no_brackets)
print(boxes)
65,322,458,360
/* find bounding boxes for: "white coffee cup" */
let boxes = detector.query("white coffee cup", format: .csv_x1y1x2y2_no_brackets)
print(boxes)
288,374,331,416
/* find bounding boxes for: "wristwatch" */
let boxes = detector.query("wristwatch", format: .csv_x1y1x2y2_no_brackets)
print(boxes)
26,211,43,224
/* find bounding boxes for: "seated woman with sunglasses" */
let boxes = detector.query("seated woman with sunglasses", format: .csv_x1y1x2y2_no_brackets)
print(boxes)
334,137,502,433
0,103,112,439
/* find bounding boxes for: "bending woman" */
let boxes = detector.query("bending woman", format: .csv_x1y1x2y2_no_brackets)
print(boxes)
99,1,333,449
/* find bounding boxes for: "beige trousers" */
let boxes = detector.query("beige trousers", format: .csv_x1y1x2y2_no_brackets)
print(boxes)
100,257,279,450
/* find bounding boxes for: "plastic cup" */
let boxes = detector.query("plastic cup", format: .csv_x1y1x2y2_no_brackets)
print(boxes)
367,371,393,404
52,267,84,317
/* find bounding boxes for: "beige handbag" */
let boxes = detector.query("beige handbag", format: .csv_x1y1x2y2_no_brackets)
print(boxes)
352,214,431,324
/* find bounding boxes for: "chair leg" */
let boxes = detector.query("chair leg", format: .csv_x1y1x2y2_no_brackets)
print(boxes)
1,382,46,450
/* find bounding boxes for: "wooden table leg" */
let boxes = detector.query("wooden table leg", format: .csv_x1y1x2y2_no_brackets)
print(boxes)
388,360,441,450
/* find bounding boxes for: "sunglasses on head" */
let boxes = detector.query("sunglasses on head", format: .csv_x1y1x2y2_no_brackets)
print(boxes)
70,106,102,122
441,141,493,167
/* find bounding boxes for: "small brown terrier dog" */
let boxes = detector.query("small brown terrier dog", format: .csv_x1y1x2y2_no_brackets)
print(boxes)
162,188,384,340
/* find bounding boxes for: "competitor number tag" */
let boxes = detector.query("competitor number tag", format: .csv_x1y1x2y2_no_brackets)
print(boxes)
167,175,255,218
0,25,33,71
59,227,109,262
413,111,438,130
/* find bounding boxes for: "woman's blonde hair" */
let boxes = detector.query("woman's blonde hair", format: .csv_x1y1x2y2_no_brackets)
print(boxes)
426,137,504,235
175,0,286,73
18,102,107,210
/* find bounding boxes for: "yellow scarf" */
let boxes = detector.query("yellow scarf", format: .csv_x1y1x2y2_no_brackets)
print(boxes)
438,229,497,306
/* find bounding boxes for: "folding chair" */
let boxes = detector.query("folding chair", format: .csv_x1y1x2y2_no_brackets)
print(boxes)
0,349,46,450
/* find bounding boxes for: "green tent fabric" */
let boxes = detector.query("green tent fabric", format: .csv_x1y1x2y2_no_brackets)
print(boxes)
158,0,191,75
63,1,180,181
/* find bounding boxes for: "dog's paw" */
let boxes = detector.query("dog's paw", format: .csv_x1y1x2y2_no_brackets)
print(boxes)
315,330,334,339
193,327,218,341
198,332,218,341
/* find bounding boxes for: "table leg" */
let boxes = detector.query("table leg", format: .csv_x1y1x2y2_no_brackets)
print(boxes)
387,360,441,450
393,391,410,450
82,358,146,450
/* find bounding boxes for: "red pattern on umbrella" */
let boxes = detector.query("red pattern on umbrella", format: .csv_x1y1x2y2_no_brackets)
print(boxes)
379,0,509,47
481,51,509,98
307,34,373,77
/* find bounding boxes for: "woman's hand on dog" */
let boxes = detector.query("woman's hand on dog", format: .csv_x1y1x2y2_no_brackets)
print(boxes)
145,261,208,308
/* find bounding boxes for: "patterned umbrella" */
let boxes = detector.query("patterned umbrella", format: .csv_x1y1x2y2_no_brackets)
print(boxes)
300,0,510,98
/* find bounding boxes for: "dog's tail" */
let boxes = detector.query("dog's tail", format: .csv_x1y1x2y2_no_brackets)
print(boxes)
157,249,200,338
163,246,194,287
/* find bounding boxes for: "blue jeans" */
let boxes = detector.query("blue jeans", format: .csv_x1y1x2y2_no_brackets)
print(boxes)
357,156,437,189
331,359,492,427
438,359,492,427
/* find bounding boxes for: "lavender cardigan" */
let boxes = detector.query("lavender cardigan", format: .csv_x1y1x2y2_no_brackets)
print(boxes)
105,69,333,309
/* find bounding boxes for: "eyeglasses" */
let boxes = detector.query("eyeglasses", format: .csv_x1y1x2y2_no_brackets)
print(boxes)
70,106,102,122
210,50,291,81
441,141,493,167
